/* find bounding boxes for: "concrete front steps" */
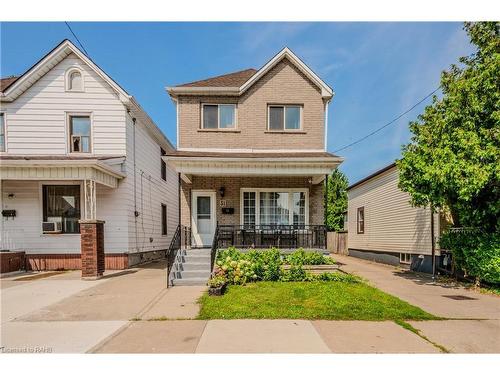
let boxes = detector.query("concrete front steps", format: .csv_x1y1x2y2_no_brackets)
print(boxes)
171,248,211,286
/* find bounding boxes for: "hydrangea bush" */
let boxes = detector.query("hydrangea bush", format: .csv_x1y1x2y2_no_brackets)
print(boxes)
211,247,358,286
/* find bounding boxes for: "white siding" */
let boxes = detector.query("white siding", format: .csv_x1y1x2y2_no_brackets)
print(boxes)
0,53,127,156
347,167,439,256
123,114,179,253
0,51,179,256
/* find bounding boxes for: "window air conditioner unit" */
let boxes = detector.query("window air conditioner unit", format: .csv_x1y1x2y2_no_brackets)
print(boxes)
42,221,63,233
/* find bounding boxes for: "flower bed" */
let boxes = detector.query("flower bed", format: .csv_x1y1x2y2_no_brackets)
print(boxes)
211,247,358,286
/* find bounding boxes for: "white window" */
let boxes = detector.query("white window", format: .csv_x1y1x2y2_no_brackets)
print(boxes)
241,189,308,227
202,104,236,129
69,115,91,153
0,113,5,152
400,253,412,264
268,105,302,131
66,69,83,91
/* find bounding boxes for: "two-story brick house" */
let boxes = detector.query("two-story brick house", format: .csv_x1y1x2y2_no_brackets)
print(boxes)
0,40,179,277
166,48,343,253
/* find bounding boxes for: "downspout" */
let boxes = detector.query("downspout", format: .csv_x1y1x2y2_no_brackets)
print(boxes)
431,205,436,279
324,99,330,151
324,174,328,226
132,115,139,252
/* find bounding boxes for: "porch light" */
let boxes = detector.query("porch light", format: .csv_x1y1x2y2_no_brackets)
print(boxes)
219,186,226,197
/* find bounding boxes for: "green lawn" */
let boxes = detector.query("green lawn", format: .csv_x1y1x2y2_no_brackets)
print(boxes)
197,281,438,321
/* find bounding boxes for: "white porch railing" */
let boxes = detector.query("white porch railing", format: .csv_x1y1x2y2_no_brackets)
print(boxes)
0,229,26,251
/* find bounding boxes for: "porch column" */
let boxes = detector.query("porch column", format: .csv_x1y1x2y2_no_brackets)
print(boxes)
80,179,105,279
79,220,105,279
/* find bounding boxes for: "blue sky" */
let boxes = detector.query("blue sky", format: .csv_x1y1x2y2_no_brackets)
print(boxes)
0,22,474,183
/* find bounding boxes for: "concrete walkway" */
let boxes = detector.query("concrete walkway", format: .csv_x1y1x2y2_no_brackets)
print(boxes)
93,319,440,353
2,256,499,353
335,255,500,319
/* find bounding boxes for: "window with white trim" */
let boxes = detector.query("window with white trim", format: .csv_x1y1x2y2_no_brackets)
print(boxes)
268,105,302,130
357,207,365,234
0,113,5,152
241,189,308,227
400,253,411,264
202,104,236,129
69,115,91,153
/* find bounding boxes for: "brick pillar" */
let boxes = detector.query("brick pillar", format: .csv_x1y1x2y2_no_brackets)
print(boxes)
79,220,105,279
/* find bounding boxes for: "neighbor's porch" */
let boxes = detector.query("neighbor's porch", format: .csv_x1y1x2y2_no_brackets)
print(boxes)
0,156,126,276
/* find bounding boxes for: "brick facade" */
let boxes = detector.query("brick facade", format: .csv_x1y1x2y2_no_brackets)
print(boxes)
79,220,105,279
181,176,325,228
177,58,326,151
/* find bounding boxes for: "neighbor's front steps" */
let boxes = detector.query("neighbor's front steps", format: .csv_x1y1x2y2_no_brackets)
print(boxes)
170,249,211,286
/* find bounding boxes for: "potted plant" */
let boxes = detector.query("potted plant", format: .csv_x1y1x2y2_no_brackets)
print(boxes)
208,275,227,296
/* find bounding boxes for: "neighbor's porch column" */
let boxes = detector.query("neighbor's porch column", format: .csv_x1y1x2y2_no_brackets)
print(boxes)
79,179,105,279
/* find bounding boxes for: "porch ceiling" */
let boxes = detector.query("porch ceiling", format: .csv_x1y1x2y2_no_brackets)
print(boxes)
164,152,343,179
0,157,126,188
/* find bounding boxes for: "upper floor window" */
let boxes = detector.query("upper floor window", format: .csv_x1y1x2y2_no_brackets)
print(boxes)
268,105,302,131
161,147,167,181
202,104,236,129
69,115,91,153
66,69,84,92
0,113,5,152
357,207,365,234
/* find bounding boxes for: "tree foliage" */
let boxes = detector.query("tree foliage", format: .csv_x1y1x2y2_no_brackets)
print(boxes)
397,22,500,231
326,169,348,231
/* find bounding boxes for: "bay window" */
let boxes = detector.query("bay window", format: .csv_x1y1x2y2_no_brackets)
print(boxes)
241,189,308,227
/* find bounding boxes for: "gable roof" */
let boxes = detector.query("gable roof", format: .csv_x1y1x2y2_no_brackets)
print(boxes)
167,47,334,99
0,76,19,93
0,39,174,151
176,68,257,88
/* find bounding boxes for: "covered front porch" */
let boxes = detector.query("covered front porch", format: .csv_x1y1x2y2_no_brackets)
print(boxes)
0,156,126,277
165,150,342,251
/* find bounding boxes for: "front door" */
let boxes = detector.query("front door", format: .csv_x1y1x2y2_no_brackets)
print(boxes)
191,191,216,247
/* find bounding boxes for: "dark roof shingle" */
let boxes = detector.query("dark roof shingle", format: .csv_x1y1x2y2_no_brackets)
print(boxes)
176,68,257,88
0,76,19,93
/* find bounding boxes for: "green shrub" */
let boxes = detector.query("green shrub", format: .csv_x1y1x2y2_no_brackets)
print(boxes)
440,230,500,285
314,272,360,283
208,275,226,288
285,248,335,265
214,247,345,285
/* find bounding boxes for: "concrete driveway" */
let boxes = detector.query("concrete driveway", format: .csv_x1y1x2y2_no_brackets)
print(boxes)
334,255,500,353
0,262,205,353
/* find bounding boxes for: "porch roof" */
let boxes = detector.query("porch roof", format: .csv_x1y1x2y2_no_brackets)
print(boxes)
164,150,343,181
0,155,126,188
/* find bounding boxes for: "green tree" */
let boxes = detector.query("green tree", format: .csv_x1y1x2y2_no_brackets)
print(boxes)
326,169,348,231
397,22,500,232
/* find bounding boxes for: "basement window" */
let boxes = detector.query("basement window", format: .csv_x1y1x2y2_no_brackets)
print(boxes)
400,253,412,265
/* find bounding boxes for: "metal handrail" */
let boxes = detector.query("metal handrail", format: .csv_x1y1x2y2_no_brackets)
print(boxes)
166,225,191,287
215,224,327,249
210,224,220,273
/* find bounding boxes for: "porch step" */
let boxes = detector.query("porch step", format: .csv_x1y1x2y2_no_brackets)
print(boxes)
174,277,210,286
177,262,211,271
170,248,212,286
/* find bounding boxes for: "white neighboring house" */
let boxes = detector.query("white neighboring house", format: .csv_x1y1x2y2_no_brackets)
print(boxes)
0,39,178,273
347,163,444,273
